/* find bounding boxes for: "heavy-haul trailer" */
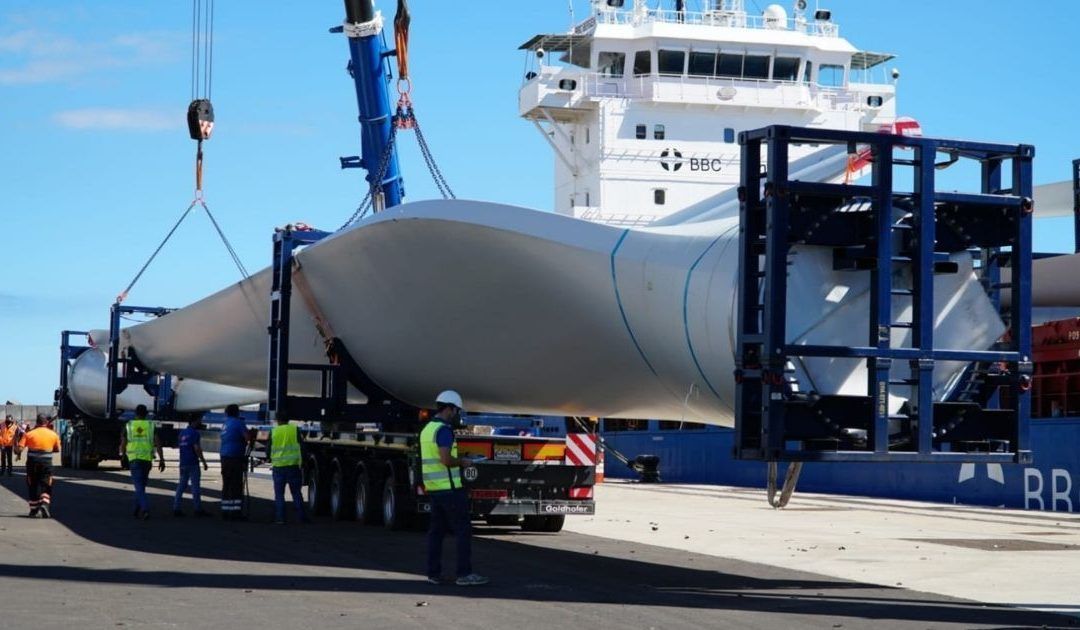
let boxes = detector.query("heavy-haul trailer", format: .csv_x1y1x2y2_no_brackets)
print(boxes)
291,423,597,531
265,225,597,532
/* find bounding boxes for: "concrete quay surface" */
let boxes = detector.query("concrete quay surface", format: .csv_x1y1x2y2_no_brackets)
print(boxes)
569,481,1080,618
0,454,1074,630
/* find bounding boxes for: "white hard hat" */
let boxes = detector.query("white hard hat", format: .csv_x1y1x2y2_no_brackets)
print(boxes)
435,390,464,410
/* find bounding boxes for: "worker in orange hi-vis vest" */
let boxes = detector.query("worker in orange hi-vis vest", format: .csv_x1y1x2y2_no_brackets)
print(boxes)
0,415,21,476
20,414,61,518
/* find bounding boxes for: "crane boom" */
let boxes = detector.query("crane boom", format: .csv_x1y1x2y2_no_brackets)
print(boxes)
342,0,404,210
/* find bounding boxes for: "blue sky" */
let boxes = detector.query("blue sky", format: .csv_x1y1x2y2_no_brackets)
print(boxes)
3,1,1079,403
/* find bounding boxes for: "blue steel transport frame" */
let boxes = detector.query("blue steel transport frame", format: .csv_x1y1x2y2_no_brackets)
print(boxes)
734,125,1033,464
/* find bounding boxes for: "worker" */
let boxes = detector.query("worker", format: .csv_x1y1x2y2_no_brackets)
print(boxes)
219,404,249,520
173,417,211,517
119,404,165,520
21,414,61,518
268,415,309,524
0,415,20,476
422,390,488,586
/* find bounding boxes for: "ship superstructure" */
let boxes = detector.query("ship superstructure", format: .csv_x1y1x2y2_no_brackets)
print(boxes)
519,0,899,225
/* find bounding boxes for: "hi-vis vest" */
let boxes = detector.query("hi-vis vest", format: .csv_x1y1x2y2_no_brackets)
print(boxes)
271,424,302,468
420,421,461,492
126,420,154,462
0,423,16,447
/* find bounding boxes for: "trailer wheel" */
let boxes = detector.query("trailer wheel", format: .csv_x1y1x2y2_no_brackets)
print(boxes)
329,458,354,521
355,467,382,526
60,433,72,468
305,454,330,516
68,432,81,470
521,515,565,533
381,471,411,531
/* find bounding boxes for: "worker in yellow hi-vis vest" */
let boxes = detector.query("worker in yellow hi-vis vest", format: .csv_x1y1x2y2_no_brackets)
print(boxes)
422,390,488,587
268,416,309,525
119,404,165,520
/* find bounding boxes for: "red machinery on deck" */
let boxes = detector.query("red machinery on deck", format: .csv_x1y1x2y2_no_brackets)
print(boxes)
1030,318,1080,418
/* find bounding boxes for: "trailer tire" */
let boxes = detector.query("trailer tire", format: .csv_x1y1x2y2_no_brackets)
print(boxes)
68,432,82,470
354,467,382,526
521,515,565,533
381,471,411,531
329,458,354,521
60,433,72,468
305,454,330,516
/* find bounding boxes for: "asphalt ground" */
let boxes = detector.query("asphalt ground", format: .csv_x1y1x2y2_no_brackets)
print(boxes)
0,460,1075,630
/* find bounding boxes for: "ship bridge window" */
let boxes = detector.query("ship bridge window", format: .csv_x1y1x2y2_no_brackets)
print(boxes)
633,50,652,76
716,53,743,78
772,57,800,82
743,55,770,79
689,51,717,77
597,51,626,78
654,124,665,140
803,60,813,83
658,49,686,76
818,64,846,87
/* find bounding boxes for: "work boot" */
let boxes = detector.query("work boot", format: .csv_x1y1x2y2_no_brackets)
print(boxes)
39,505,51,519
27,508,39,518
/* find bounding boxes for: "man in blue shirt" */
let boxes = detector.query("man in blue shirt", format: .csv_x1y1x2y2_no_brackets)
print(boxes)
219,405,249,521
173,418,210,517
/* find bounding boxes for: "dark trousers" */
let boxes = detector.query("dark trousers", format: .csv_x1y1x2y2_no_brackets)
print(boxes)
26,459,53,510
1,446,12,474
221,456,247,516
427,489,472,579
129,459,151,514
272,465,306,522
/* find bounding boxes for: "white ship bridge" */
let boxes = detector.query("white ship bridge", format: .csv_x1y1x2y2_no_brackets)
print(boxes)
519,0,900,225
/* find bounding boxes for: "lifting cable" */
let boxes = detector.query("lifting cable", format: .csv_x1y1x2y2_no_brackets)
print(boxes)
339,0,455,231
116,0,250,304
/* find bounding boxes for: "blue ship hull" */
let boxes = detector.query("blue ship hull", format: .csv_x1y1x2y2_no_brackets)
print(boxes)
601,419,1080,512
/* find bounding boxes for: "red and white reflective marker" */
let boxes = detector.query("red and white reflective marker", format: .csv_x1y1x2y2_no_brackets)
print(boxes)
564,433,597,467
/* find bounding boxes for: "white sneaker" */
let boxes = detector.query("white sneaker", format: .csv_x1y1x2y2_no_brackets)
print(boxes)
455,574,489,586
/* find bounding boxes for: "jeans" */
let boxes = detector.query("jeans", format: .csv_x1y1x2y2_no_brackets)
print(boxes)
173,464,202,512
129,459,151,514
271,465,306,522
1,446,12,474
427,489,472,579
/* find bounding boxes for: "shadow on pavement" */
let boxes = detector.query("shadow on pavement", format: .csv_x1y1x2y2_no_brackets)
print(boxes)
0,469,1074,628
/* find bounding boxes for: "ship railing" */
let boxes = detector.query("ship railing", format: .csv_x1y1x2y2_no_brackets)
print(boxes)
579,72,874,112
587,8,840,38
525,69,881,115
